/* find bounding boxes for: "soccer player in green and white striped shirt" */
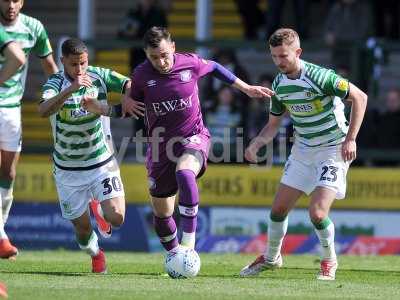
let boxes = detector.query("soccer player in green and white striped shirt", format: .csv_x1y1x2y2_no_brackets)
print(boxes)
240,28,367,280
0,25,25,259
0,0,58,259
39,38,132,273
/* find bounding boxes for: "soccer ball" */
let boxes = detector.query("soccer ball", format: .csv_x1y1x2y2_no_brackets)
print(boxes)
164,247,201,279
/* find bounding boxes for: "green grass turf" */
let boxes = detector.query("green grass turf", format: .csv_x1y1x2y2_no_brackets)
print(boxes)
0,251,399,299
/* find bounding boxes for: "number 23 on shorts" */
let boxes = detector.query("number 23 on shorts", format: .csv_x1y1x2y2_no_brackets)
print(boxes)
319,165,339,182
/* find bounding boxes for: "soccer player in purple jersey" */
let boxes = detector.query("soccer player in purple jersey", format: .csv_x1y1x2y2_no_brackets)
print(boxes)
124,27,275,253
83,27,274,253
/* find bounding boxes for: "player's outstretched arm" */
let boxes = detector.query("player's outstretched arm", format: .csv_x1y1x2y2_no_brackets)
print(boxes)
209,61,274,99
232,78,274,99
38,74,92,117
341,82,368,162
245,114,284,162
0,42,26,85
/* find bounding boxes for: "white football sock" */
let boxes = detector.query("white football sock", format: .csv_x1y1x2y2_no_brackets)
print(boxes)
314,222,336,261
265,216,288,262
78,231,100,256
0,187,13,224
0,193,7,239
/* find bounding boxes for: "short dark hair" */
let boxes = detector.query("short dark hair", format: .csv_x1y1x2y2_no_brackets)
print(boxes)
268,28,300,48
143,27,172,49
61,38,88,56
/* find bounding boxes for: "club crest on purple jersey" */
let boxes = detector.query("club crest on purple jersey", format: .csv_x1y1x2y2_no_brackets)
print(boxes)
180,70,192,82
147,79,157,87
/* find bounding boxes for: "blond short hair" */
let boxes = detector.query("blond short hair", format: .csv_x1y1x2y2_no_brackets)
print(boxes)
269,28,300,48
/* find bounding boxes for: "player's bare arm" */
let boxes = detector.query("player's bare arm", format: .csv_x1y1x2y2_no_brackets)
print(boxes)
38,75,92,117
208,61,274,98
0,41,25,85
245,114,284,162
341,82,368,162
232,77,275,98
40,54,59,77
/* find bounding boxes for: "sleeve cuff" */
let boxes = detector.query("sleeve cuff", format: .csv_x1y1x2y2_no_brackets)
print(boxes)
270,111,285,116
37,52,53,59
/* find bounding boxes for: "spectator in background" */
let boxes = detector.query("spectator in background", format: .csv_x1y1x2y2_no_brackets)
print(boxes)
118,0,168,135
376,88,400,149
359,88,400,165
372,0,400,40
118,0,168,71
247,73,293,163
206,86,243,160
324,0,372,89
203,49,251,129
156,0,172,14
234,0,265,39
247,73,273,141
357,105,379,150
265,0,309,39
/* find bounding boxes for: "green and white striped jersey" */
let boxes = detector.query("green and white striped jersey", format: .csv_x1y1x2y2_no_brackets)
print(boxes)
0,27,13,52
270,60,350,147
0,13,53,107
41,66,129,170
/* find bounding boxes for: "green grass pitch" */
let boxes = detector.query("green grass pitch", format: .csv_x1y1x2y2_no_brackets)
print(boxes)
0,251,399,299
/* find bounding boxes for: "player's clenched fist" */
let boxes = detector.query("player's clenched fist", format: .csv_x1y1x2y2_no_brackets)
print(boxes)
245,143,260,163
70,74,92,92
81,96,105,115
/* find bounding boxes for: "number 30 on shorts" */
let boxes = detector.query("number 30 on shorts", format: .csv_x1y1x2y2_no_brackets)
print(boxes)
101,176,122,195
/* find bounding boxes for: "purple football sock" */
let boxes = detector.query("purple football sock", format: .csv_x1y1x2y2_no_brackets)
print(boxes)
153,215,178,251
176,169,199,233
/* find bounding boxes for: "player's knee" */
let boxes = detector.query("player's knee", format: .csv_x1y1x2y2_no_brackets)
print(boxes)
152,204,174,218
309,209,327,224
114,212,124,227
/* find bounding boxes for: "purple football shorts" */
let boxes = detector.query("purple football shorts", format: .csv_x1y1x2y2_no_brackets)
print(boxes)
146,132,210,198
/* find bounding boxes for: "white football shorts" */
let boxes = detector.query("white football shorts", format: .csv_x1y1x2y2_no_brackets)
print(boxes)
281,142,351,199
54,158,125,220
0,107,22,152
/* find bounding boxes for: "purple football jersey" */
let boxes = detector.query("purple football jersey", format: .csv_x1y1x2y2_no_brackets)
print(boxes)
130,53,214,141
